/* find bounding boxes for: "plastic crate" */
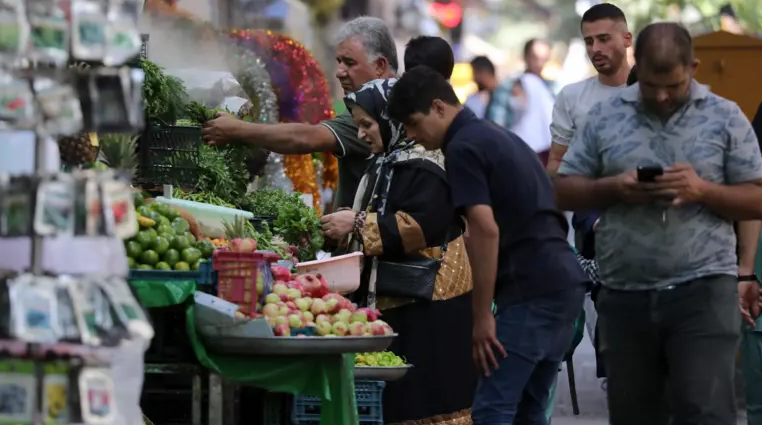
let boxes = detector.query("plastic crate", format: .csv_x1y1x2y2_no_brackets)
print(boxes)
128,260,215,291
213,251,264,316
291,380,384,425
138,123,201,188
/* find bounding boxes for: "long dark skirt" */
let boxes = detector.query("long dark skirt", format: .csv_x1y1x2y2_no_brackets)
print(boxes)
380,292,477,423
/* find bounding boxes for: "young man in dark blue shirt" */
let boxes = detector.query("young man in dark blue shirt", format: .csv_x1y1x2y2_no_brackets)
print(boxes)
388,66,588,424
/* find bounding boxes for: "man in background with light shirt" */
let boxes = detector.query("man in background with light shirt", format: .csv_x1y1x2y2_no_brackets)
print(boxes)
546,3,632,391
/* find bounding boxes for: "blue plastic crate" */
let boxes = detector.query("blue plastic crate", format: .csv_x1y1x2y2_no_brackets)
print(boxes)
291,380,384,425
129,260,215,290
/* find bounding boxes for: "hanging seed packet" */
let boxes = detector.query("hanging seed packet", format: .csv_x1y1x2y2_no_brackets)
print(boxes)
0,0,29,63
42,362,70,425
28,3,68,66
0,359,36,425
72,171,103,236
104,20,140,66
34,81,84,137
98,277,152,340
77,368,116,425
0,274,12,338
0,75,35,126
9,275,60,343
65,279,100,346
91,71,131,132
70,0,107,62
54,278,81,342
34,173,75,236
101,177,136,239
1,176,34,237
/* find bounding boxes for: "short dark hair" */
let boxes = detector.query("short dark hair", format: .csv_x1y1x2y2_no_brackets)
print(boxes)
626,65,638,86
388,66,460,124
404,36,455,79
581,3,627,27
634,22,693,71
470,55,495,75
523,38,549,57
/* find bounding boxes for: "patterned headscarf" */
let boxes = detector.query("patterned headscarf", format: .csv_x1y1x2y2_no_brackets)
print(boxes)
344,78,412,153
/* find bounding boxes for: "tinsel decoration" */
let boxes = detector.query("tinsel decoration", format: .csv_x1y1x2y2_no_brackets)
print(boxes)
229,48,279,125
323,153,338,191
229,29,335,212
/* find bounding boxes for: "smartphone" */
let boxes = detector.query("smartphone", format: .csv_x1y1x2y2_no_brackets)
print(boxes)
637,166,663,182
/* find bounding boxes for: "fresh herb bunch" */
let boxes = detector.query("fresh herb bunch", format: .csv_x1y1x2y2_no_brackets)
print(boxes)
241,189,294,216
171,187,236,208
273,193,323,262
141,59,188,123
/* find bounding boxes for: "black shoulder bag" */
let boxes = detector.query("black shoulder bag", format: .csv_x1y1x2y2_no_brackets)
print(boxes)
374,232,451,301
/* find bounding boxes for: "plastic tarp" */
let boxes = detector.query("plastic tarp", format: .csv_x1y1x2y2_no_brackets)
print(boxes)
131,280,358,425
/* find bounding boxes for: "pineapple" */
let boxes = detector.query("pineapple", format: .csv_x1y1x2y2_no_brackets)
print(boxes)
98,133,139,176
222,216,256,240
58,133,99,166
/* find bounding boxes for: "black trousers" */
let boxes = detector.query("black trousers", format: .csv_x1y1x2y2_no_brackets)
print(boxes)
597,275,740,425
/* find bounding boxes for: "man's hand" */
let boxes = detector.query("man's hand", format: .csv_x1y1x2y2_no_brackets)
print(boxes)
320,210,355,240
201,112,243,145
472,312,507,377
739,280,761,326
652,163,708,206
615,170,660,204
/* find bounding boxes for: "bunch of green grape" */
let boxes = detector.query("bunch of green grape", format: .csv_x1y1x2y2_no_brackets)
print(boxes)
355,351,406,367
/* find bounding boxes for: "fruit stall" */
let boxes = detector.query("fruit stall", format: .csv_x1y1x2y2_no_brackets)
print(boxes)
36,3,401,424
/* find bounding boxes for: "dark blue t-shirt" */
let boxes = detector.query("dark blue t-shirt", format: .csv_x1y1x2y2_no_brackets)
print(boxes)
442,108,589,309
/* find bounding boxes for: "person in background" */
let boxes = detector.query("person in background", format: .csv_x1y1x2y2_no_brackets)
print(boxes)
388,65,588,425
548,3,632,390
506,39,555,166
626,64,638,85
465,56,498,119
741,99,762,425
201,17,397,210
321,78,476,425
555,23,762,424
403,35,454,80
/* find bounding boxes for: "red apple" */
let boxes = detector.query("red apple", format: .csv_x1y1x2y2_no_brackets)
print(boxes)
271,265,292,281
285,301,297,311
272,283,289,295
286,288,302,301
334,309,352,324
230,237,257,253
262,304,279,318
264,293,280,304
350,310,368,324
315,314,331,325
303,311,314,323
274,316,288,326
295,298,311,312
310,298,327,315
325,298,340,314
315,321,333,336
289,314,305,328
348,322,365,336
369,321,386,336
273,324,290,336
332,321,349,336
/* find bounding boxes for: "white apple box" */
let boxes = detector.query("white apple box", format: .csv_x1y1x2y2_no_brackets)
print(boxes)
296,252,363,294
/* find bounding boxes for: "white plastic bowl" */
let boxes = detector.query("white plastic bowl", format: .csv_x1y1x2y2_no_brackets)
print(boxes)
295,252,364,294
154,197,253,238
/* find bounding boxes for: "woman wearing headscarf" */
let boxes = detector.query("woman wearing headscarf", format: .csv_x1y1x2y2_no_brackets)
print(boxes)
320,79,476,425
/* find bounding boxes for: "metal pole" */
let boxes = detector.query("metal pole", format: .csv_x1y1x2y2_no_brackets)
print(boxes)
30,132,45,275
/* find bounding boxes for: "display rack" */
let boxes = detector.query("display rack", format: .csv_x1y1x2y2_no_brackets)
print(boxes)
0,1,152,424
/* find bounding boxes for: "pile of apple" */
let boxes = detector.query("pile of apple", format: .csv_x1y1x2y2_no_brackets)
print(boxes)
260,266,395,338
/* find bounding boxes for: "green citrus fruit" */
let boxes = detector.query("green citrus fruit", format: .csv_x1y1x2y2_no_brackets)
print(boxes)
155,261,172,271
195,240,214,258
137,264,153,270
181,247,202,265
140,249,159,266
172,235,190,251
126,240,143,258
162,249,181,267
135,230,153,249
153,236,170,255
127,257,136,269
174,261,190,271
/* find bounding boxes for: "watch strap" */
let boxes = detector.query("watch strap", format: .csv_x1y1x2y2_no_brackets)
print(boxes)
738,274,758,282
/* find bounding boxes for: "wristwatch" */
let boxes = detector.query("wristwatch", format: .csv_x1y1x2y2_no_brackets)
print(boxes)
738,274,759,282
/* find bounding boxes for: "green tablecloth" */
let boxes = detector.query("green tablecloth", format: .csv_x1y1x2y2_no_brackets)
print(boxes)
130,280,359,425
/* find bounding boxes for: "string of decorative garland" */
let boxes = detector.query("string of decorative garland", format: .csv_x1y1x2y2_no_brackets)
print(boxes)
323,152,338,191
229,29,334,212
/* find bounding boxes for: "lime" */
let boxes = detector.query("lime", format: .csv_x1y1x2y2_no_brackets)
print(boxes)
195,240,214,258
126,240,143,258
172,218,190,234
147,227,158,240
155,261,172,271
162,248,181,267
157,215,171,226
165,208,180,220
133,192,145,207
191,260,202,270
181,247,202,264
137,205,152,217
158,232,174,242
184,231,196,243
172,235,191,251
157,223,173,235
137,264,154,270
127,257,136,269
174,261,190,271
140,249,159,266
153,236,170,254
135,230,153,249
146,210,162,222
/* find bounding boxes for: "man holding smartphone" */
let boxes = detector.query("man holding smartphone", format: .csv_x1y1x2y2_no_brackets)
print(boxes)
554,23,762,424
